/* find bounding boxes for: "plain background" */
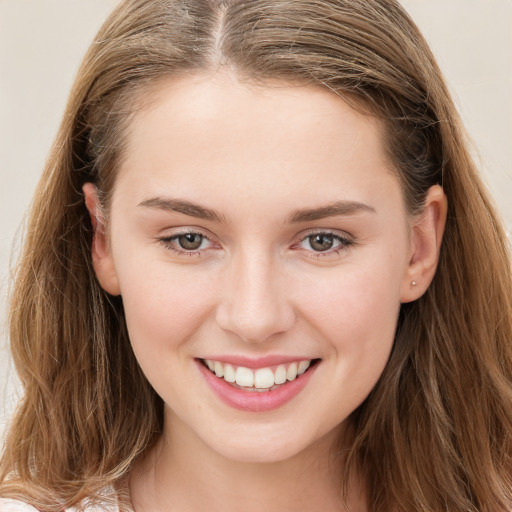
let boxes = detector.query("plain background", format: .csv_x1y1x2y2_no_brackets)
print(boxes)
1,1,511,431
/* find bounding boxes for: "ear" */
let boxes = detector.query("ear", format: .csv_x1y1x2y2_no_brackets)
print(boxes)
400,185,447,303
83,183,121,296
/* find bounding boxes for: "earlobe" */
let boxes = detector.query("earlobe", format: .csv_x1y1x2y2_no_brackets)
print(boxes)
83,183,121,296
400,185,447,303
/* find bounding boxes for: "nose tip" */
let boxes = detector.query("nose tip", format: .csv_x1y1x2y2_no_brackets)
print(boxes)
216,298,294,343
215,257,295,343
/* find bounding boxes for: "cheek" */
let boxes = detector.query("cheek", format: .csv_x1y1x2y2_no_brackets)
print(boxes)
115,256,217,356
301,251,402,318
293,251,405,361
291,259,403,417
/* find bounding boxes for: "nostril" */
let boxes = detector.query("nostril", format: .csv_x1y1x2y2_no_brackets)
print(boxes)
215,301,296,344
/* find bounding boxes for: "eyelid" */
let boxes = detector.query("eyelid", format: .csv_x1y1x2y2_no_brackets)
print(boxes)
156,227,220,256
296,227,354,243
293,228,355,257
155,226,355,259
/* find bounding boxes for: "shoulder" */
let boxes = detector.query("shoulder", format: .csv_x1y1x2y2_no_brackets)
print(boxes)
0,500,39,512
0,498,120,511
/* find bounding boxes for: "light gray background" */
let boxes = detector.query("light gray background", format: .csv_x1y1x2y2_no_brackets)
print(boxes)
1,1,511,431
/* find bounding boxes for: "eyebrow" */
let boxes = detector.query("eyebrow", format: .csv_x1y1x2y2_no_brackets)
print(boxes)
288,201,376,223
138,196,375,224
138,197,225,223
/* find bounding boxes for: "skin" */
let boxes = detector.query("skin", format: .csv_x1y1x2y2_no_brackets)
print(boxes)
84,72,446,512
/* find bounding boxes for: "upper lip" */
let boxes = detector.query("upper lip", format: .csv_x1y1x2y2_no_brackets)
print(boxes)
198,355,318,369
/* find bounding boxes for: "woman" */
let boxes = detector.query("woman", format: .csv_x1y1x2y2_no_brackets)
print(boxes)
1,1,511,511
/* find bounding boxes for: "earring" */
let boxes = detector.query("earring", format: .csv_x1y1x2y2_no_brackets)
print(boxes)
411,281,417,286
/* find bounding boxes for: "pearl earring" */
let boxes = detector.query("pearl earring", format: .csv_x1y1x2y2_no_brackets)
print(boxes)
411,281,417,286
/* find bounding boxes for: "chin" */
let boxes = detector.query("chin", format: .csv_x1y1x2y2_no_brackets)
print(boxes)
202,423,342,465
213,439,307,464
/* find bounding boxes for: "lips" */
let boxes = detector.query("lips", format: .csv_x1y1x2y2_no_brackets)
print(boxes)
197,357,320,412
203,359,313,390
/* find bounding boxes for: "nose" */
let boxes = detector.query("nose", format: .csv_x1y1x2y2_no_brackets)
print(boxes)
215,247,295,343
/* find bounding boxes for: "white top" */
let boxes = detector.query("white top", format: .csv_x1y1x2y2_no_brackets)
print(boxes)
0,502,39,512
0,498,120,511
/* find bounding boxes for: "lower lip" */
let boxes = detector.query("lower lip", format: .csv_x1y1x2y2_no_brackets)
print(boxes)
196,360,318,412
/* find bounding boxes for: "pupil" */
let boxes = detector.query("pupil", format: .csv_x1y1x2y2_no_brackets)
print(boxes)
179,233,202,250
310,234,333,252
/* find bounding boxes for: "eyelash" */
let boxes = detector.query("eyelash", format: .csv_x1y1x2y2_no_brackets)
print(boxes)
295,230,354,259
157,229,354,258
158,229,214,257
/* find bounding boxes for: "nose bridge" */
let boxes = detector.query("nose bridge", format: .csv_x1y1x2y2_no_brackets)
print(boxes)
216,243,294,343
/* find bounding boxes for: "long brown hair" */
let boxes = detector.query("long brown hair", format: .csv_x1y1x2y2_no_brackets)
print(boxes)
2,1,511,510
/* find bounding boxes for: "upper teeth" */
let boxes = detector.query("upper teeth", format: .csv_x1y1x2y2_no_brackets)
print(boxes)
204,359,312,389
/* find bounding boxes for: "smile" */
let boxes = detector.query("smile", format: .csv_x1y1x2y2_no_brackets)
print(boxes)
202,359,314,390
197,358,320,412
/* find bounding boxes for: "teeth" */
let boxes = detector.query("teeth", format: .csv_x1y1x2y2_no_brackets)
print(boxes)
203,359,313,389
235,367,254,387
254,368,275,389
223,364,236,383
274,365,287,385
214,361,224,378
298,360,310,375
287,362,298,381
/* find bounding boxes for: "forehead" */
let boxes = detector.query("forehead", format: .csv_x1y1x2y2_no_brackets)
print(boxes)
125,72,384,154
114,72,400,216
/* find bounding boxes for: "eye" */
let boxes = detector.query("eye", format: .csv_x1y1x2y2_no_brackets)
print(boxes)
176,233,205,251
308,233,336,252
158,230,214,255
297,231,353,255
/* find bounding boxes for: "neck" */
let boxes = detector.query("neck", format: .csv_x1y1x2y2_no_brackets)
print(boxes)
129,408,366,512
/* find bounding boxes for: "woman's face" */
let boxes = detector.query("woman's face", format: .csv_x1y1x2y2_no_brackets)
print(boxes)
87,73,440,464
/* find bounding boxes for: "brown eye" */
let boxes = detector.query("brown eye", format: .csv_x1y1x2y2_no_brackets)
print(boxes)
177,233,204,250
308,234,334,252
